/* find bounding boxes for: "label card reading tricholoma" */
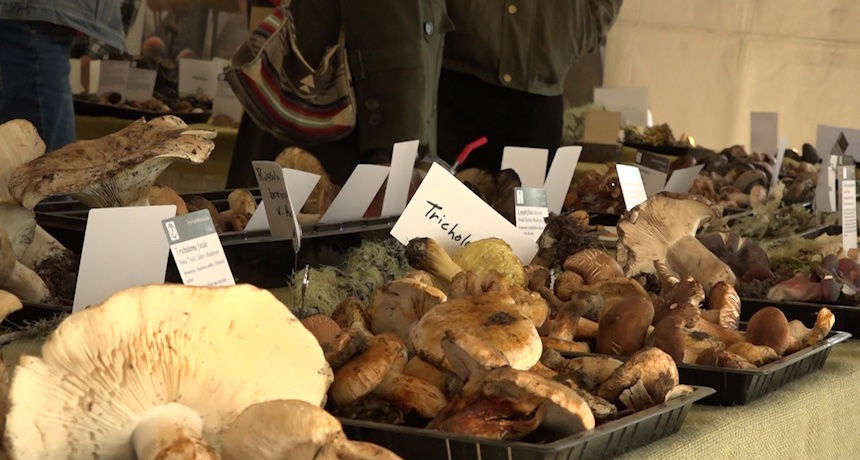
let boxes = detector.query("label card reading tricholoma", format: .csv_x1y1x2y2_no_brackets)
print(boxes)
391,163,538,263
162,210,235,287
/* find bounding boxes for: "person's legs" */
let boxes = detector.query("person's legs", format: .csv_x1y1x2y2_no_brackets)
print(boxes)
0,20,75,151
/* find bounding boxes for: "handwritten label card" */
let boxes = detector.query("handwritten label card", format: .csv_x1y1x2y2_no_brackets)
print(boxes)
663,164,705,194
841,179,858,251
750,112,778,157
320,165,390,224
179,58,220,98
73,206,176,312
245,168,320,233
616,164,648,211
391,163,538,263
515,187,549,241
163,210,234,287
253,161,302,251
544,146,582,215
501,147,549,188
634,151,670,197
381,140,419,217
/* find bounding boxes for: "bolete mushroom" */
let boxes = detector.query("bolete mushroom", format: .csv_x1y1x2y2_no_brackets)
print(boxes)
597,348,679,407
5,284,333,458
745,307,790,355
596,296,655,356
369,278,447,343
9,116,216,208
616,192,736,291
227,188,256,232
702,281,741,330
563,249,624,284
301,314,342,345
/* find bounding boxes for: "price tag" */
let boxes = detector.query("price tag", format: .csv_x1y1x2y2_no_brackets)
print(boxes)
381,140,419,217
391,163,538,263
634,151,670,197
73,206,176,311
253,161,302,252
162,210,234,287
514,187,549,241
544,146,582,215
319,165,390,224
663,164,705,194
841,179,857,252
750,112,778,157
772,136,789,188
616,164,648,210
501,147,549,188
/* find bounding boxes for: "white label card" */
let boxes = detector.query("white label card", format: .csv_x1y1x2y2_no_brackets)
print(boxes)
212,74,244,123
634,151,670,197
594,87,650,127
381,140,419,217
125,67,157,102
817,125,860,162
69,58,84,94
750,112,778,157
841,180,857,251
815,132,848,213
73,206,176,312
253,161,302,251
515,187,549,241
94,60,131,95
179,58,221,98
320,165,390,224
245,168,320,233
391,163,538,263
163,210,235,287
663,164,705,194
544,146,582,215
616,164,648,211
772,136,789,188
501,147,549,188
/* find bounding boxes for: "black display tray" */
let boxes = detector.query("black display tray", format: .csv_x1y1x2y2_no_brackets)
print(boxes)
340,386,714,460
741,298,860,336
74,98,211,124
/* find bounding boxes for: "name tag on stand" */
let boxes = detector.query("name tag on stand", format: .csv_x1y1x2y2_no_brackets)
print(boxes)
634,151,669,197
162,210,235,287
514,187,549,241
841,178,857,252
253,160,302,252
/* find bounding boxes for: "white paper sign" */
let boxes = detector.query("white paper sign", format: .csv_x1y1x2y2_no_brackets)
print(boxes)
594,87,650,127
73,206,176,312
815,133,848,213
750,112,778,157
93,60,131,95
515,187,549,241
245,168,320,233
179,58,221,98
69,58,84,94
544,146,582,215
319,165,390,224
212,74,244,123
634,151,670,197
163,210,235,287
253,161,302,251
772,136,789,188
841,180,857,251
501,147,549,188
817,125,860,162
381,140,419,217
125,67,157,102
391,163,538,263
663,164,705,194
616,164,649,211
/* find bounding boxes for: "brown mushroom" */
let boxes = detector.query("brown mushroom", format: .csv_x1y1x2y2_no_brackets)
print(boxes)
323,325,373,370
571,277,650,320
187,196,224,233
405,237,463,284
703,281,741,330
369,278,447,343
403,356,455,396
596,296,655,356
450,270,549,328
300,315,342,346
227,189,256,232
597,348,679,407
725,342,779,366
524,264,551,292
654,275,705,325
274,146,331,215
745,307,790,355
330,296,370,331
539,290,599,354
695,348,756,369
147,184,188,215
562,249,625,284
554,271,585,301
540,349,623,393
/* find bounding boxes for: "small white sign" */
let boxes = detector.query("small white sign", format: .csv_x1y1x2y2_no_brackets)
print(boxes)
391,163,538,263
815,132,848,213
501,147,549,188
73,206,176,312
841,179,857,252
319,165,390,224
544,146,582,215
179,58,221,98
594,87,650,127
817,125,860,162
750,112,778,157
515,187,549,241
634,151,670,197
212,74,244,123
163,210,235,287
616,164,648,211
69,58,84,94
93,60,131,95
663,164,705,194
381,140,419,217
245,168,320,233
253,161,302,251
125,67,157,102
772,136,789,188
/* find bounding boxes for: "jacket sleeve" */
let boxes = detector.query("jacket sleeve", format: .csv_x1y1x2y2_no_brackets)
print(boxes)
573,0,623,57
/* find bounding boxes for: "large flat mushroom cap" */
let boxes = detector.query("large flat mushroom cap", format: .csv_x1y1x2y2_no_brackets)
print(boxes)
5,284,332,459
0,119,45,203
9,116,216,208
411,293,542,371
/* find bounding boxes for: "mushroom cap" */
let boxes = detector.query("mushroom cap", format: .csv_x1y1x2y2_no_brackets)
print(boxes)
596,296,655,356
0,204,36,259
0,119,45,203
441,329,510,378
573,277,649,320
806,307,835,346
597,348,679,403
0,289,22,321
411,293,542,371
330,333,406,406
369,278,447,343
449,270,548,327
274,146,331,214
456,168,498,202
451,238,525,287
147,184,188,215
725,342,779,366
745,307,791,355
9,116,216,208
554,271,585,301
301,314,342,345
651,316,687,363
542,351,623,393
654,276,705,325
5,284,332,458
331,296,370,330
707,282,741,330
323,325,372,370
563,249,624,284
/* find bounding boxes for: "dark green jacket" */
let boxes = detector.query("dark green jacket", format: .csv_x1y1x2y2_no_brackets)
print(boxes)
443,0,622,96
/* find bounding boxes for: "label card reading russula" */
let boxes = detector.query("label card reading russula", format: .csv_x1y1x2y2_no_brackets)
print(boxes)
73,206,176,312
750,112,778,157
245,168,320,233
543,146,582,215
253,161,302,251
391,163,538,263
501,147,549,188
162,210,235,287
381,140,419,217
514,187,549,241
841,179,857,251
616,164,648,211
319,165,390,224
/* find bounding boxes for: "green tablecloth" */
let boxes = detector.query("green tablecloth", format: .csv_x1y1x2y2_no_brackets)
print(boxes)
619,340,860,459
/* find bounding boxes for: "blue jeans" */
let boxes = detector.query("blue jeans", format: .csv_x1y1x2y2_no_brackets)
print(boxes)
0,19,75,151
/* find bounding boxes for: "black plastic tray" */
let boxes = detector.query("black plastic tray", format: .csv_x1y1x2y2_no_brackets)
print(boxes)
74,98,211,124
741,298,860,336
340,386,713,460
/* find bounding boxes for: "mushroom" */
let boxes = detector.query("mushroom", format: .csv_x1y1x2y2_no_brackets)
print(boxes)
597,348,679,409
785,308,835,354
403,356,455,396
330,333,447,418
301,314,342,345
4,284,333,458
745,307,791,355
221,399,401,460
570,277,650,320
702,281,741,330
227,188,256,232
456,168,498,203
0,203,35,259
10,116,216,208
274,146,332,215
450,271,548,327
148,184,188,215
695,348,756,369
540,349,623,393
0,226,50,303
451,237,526,287
524,264,551,292
563,249,624,284
596,296,655,356
187,196,224,233
725,342,779,366
406,237,463,284
411,293,542,371
616,192,736,291
369,278,447,343
554,270,585,301
323,325,373,370
540,291,600,354
653,275,705,325
331,296,370,331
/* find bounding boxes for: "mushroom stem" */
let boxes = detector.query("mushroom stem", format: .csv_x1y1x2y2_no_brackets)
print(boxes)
131,403,217,460
667,236,737,291
1,261,50,303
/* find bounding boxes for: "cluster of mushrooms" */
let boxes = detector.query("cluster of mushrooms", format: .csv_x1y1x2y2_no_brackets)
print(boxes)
149,185,257,233
769,253,860,304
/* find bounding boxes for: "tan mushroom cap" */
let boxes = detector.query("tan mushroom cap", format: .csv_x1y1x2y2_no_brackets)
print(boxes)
330,333,406,406
0,289,22,322
10,116,216,208
572,277,649,318
274,146,332,215
324,325,373,370
0,119,45,203
301,314,342,345
563,249,624,284
706,282,741,330
147,184,188,215
597,348,679,404
596,296,655,356
746,307,791,355
331,296,370,331
411,293,542,371
369,278,447,342
726,342,779,366
0,203,36,259
806,307,835,346
554,270,585,301
5,284,333,458
403,356,453,395
540,349,623,393
452,271,549,327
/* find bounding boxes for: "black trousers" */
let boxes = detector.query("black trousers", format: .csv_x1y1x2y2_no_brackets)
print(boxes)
437,69,563,172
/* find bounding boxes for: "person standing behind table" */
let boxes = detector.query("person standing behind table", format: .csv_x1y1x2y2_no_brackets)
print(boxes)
438,0,622,172
0,1,126,151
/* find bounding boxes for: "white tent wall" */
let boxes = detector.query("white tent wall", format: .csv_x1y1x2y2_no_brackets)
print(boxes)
603,0,860,151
